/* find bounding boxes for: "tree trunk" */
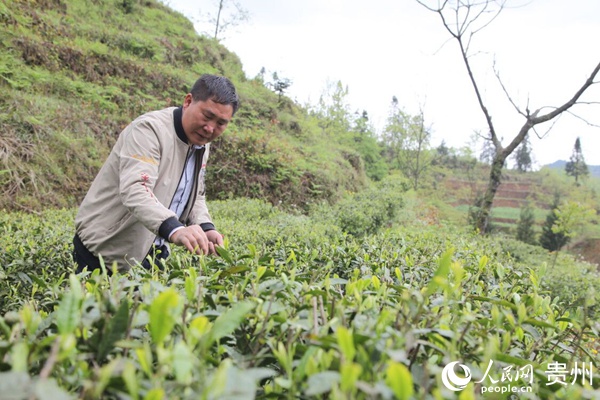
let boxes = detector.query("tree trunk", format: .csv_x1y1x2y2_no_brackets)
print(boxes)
477,153,506,233
417,0,600,235
214,0,224,39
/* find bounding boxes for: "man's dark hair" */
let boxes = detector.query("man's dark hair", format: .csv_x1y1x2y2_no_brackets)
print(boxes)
190,74,239,116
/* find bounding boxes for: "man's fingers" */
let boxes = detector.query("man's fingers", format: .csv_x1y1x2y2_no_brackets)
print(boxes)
207,241,215,255
173,227,210,255
190,236,208,255
180,237,195,254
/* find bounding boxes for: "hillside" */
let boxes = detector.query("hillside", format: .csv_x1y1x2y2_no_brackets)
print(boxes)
431,160,600,267
0,0,367,211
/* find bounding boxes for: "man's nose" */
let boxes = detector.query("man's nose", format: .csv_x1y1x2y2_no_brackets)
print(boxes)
204,122,215,133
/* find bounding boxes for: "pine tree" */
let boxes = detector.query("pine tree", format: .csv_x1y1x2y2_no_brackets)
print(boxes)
516,201,536,244
539,194,569,251
269,72,292,102
513,137,532,173
565,137,589,184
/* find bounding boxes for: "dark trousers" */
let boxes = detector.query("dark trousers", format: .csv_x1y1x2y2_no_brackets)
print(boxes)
72,234,168,274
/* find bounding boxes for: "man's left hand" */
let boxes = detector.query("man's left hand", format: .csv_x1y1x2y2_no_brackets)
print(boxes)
205,230,224,255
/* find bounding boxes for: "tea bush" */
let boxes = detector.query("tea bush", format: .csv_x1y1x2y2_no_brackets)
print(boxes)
310,175,410,237
0,200,599,399
495,235,600,315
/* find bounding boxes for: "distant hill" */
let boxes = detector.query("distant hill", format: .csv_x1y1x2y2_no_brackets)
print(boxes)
545,160,600,178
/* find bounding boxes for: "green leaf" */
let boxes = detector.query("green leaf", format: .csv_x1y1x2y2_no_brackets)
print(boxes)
56,291,82,335
219,265,251,279
478,255,488,271
149,289,181,344
173,341,194,384
340,362,362,392
386,361,413,400
293,346,318,381
0,372,30,398
97,299,130,361
305,371,340,396
216,246,235,265
207,300,255,345
425,248,453,295
135,343,153,378
33,378,73,400
68,273,83,302
524,318,556,329
144,388,164,400
470,295,518,311
185,276,196,302
336,326,355,361
10,342,29,372
122,361,139,400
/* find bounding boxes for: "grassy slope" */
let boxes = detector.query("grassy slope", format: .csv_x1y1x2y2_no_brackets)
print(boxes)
0,0,366,211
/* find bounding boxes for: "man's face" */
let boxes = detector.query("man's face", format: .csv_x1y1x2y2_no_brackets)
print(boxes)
181,94,233,146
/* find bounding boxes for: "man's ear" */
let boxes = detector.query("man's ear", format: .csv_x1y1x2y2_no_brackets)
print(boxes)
183,93,193,109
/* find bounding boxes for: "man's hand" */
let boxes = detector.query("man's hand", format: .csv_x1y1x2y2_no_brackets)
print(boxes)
205,230,224,254
169,225,210,255
169,226,224,256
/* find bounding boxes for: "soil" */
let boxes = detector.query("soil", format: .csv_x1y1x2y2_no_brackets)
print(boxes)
569,239,600,269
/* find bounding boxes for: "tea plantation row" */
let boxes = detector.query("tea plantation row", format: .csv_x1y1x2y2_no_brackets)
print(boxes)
0,190,599,399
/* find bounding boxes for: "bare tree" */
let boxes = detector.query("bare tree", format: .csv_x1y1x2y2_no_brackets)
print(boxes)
417,0,600,233
205,0,249,40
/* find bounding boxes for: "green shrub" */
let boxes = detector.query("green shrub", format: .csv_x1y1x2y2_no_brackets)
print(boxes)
0,202,600,399
1,203,598,399
319,175,409,237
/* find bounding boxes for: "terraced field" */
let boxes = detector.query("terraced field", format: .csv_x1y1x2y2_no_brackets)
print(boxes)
444,176,550,225
442,173,600,268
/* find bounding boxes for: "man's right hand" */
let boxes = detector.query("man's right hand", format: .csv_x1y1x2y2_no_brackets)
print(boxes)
169,225,210,255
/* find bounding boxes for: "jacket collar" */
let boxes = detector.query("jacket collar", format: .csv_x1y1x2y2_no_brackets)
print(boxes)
173,106,204,150
173,106,187,144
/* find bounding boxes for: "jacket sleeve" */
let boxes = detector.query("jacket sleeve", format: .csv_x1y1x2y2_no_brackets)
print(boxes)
188,144,214,229
117,119,178,235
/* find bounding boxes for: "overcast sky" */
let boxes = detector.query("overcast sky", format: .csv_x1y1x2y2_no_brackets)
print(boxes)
165,0,600,167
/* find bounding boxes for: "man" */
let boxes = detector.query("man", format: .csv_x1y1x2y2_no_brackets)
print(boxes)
73,74,238,273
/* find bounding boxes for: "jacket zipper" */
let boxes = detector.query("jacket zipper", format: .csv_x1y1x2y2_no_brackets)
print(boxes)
143,145,193,263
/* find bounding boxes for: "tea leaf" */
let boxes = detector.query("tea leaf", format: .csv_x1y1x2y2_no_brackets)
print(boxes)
385,361,413,400
56,291,81,335
173,341,193,384
144,388,164,400
97,299,130,361
336,326,355,361
0,371,30,397
33,378,73,400
208,300,255,345
216,246,235,265
122,361,139,400
424,248,453,296
149,289,181,344
305,371,340,396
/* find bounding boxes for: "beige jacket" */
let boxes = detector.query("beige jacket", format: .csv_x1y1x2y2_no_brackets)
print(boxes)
75,107,213,271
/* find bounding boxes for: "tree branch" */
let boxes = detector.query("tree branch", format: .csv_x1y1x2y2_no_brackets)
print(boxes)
493,60,526,117
565,109,600,129
531,61,600,125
